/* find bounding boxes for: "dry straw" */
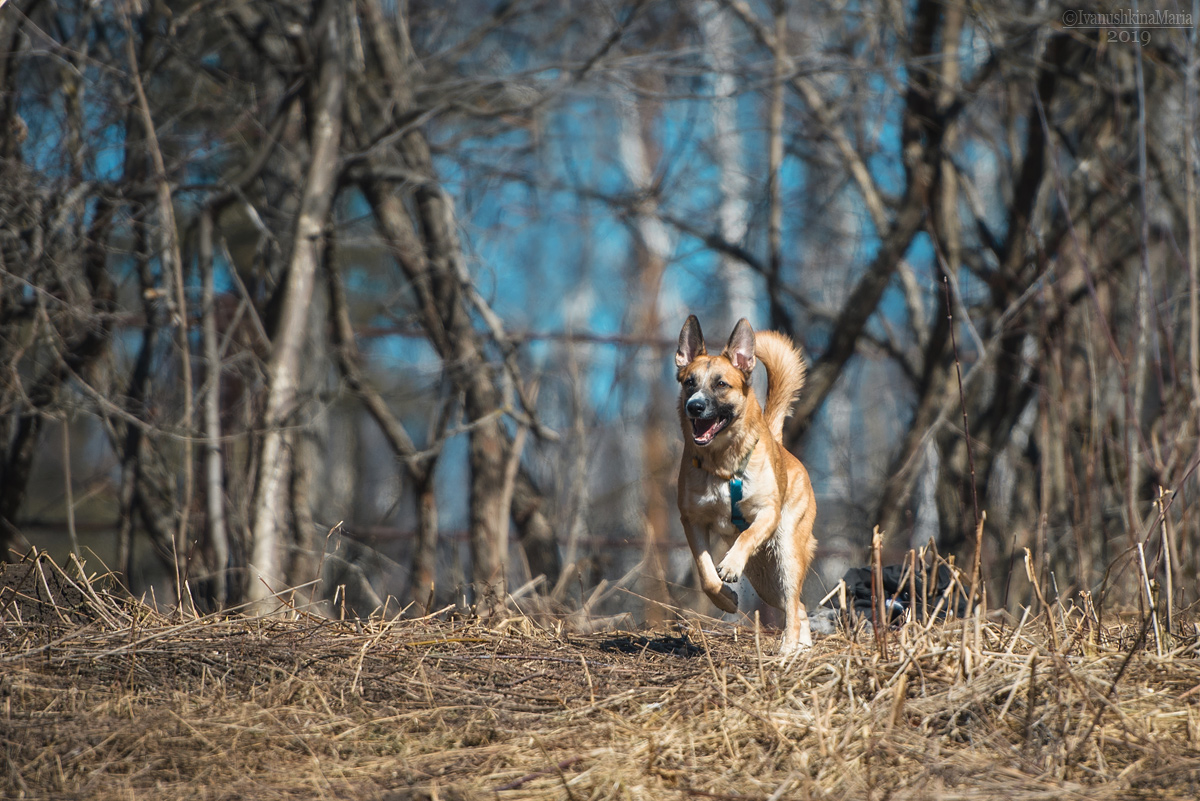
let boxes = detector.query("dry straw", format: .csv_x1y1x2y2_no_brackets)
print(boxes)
2,551,1200,800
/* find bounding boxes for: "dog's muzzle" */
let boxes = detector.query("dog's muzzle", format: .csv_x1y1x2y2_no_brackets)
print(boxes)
686,393,729,446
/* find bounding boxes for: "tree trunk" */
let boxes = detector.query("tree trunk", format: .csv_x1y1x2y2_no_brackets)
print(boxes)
199,209,230,608
509,469,560,589
247,2,344,614
411,475,440,611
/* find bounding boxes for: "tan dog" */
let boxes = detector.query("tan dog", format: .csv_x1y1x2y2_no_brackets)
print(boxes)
675,316,817,653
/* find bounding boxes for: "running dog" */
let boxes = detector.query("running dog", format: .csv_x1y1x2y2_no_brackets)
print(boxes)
674,316,817,653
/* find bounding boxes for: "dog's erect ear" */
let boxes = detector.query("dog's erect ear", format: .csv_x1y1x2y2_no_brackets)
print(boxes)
676,315,706,369
723,318,756,374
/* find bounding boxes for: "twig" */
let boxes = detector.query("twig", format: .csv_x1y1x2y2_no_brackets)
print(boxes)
60,418,82,565
1157,487,1175,638
494,756,584,792
942,275,980,537
872,525,886,657
968,512,985,614
1023,549,1059,655
1135,543,1162,657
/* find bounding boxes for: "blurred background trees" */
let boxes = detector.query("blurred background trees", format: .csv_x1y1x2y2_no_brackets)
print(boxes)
1,0,1197,622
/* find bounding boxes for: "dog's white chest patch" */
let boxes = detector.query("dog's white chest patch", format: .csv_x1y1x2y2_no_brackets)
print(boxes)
687,475,742,538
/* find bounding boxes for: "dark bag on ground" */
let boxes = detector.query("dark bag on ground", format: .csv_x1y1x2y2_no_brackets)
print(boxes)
826,564,968,622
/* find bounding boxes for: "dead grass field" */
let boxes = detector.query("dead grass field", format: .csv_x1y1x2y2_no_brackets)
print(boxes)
3,554,1200,800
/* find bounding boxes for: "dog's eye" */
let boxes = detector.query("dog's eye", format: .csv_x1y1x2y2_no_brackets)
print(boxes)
715,379,729,389
684,377,696,388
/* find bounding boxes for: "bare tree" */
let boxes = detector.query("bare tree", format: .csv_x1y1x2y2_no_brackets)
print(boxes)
4,0,1199,623
245,0,346,612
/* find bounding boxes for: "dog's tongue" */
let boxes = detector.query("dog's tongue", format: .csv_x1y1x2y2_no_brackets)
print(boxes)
692,416,722,444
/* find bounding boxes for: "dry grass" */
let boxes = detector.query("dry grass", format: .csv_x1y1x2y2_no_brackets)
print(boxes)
3,554,1200,800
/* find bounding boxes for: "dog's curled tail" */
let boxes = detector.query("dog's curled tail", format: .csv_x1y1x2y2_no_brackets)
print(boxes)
755,330,806,440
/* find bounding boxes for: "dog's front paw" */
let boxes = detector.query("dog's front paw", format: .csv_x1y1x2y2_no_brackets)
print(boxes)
707,584,739,614
716,549,747,583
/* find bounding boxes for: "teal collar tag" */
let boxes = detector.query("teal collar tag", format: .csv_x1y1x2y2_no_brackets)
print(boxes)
729,477,748,531
728,438,757,532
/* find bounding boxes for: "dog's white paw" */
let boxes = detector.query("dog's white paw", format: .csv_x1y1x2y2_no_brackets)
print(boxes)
707,585,739,614
716,550,747,584
779,639,812,656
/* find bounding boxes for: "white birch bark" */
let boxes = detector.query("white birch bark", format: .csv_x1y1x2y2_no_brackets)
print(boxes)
247,10,344,614
198,209,229,608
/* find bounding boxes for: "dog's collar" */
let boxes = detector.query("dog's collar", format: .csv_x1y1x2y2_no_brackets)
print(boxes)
692,438,758,531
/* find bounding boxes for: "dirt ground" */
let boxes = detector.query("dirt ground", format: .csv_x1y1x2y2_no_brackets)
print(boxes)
3,555,1200,800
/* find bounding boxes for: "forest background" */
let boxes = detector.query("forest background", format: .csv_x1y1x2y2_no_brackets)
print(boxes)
2,0,1197,628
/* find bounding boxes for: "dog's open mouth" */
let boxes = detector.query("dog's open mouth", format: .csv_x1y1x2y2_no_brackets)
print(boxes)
691,415,729,445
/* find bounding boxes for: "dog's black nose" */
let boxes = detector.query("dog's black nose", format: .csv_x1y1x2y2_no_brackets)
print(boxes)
686,397,707,417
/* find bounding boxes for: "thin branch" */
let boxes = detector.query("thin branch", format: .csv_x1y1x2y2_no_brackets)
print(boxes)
943,275,980,536
122,6,194,608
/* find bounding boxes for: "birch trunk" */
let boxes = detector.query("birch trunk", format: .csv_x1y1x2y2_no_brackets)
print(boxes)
246,5,344,613
199,209,229,608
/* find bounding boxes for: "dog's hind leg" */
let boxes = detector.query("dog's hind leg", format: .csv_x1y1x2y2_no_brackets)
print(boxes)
772,557,812,653
775,501,816,654
780,593,812,653
745,541,812,653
